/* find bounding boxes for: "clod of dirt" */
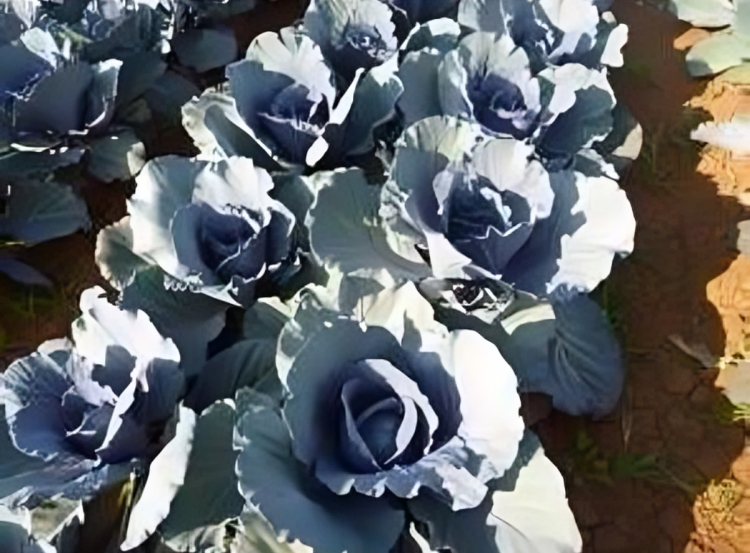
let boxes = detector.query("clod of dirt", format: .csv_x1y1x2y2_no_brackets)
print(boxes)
707,256,750,357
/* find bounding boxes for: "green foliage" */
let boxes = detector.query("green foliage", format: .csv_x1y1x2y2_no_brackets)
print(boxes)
566,427,698,495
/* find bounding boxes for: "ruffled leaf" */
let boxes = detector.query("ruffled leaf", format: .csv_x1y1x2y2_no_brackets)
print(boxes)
123,401,245,551
306,168,430,286
181,92,280,170
502,170,634,295
501,292,624,417
409,432,581,553
234,389,405,553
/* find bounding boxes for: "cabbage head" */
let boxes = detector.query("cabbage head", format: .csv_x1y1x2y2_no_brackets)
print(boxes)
233,281,581,553
457,0,628,70
0,27,145,181
306,116,634,297
381,116,634,294
0,287,184,509
183,26,402,169
96,155,299,307
397,23,622,172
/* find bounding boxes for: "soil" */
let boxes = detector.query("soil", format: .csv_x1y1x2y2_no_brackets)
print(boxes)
4,0,750,551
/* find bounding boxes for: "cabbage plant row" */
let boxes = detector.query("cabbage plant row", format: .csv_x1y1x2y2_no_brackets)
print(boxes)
0,0,641,551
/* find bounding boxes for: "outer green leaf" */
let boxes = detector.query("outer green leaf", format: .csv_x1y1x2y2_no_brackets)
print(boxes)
87,130,146,183
343,57,404,156
141,71,201,126
159,400,245,552
668,0,735,27
501,293,624,417
0,181,89,244
485,438,581,552
686,32,750,76
95,217,150,290
409,432,581,553
181,92,280,171
172,26,238,73
0,148,85,180
115,52,167,109
184,298,288,413
544,172,635,294
305,168,430,286
121,406,197,550
396,51,444,127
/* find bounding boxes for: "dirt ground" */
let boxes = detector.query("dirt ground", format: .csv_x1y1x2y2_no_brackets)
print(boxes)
3,0,750,551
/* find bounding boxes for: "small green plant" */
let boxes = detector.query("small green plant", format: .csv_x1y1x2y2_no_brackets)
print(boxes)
567,427,698,495
621,54,657,87
715,397,750,423
3,285,65,321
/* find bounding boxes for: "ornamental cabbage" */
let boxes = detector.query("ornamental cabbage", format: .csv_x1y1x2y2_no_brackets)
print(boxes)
306,116,634,297
0,287,184,508
0,27,145,181
233,281,581,553
380,116,635,294
183,26,402,169
457,0,628,70
96,155,299,307
397,23,621,172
